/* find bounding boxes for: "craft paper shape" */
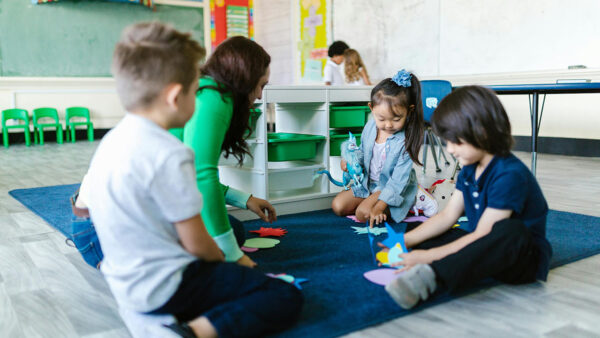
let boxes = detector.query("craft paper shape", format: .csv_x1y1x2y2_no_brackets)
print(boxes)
346,215,361,223
249,227,288,237
243,238,280,249
402,215,429,222
363,268,402,286
241,246,258,253
370,223,409,268
351,226,387,236
266,273,309,289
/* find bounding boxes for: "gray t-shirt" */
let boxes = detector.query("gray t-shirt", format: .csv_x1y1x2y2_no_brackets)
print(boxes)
87,114,202,312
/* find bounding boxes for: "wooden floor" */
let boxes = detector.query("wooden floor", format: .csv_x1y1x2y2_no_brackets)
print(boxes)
1,141,599,337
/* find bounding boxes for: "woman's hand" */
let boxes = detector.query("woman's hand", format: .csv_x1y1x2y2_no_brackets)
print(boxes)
236,254,257,268
394,249,435,272
246,196,277,223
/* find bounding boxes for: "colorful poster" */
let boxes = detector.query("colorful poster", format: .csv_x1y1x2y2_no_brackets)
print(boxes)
298,0,328,83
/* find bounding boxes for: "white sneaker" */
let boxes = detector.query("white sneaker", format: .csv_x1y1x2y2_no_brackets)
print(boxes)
413,184,438,217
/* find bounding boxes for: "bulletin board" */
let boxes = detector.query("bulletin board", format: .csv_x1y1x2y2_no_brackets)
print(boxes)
210,0,254,51
297,0,330,83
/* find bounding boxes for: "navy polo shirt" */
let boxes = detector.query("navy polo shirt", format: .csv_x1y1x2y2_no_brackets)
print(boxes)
456,153,552,280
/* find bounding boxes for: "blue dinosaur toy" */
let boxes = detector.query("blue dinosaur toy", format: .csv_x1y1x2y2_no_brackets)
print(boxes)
318,132,364,190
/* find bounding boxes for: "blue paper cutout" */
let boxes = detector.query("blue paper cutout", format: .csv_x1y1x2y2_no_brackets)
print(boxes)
351,226,387,235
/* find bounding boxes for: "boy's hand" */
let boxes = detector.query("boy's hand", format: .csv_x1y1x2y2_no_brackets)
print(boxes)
237,254,257,268
394,249,434,272
340,159,348,172
369,203,387,227
246,196,277,223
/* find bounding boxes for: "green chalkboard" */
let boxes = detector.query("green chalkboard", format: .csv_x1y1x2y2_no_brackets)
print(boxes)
0,1,204,77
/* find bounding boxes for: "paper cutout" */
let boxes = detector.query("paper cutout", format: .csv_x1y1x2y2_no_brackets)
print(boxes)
452,223,460,228
351,226,387,236
366,225,377,265
363,268,402,286
458,216,468,222
243,238,280,249
388,243,406,266
266,273,309,289
403,215,429,222
241,246,258,253
249,227,288,237
371,223,409,268
346,215,361,223
375,251,388,264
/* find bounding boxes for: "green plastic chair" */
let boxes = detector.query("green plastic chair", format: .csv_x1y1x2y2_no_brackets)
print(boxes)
2,108,31,148
65,107,94,142
33,107,63,145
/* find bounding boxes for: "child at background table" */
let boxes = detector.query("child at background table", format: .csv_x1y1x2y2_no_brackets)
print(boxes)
324,40,349,85
343,48,372,85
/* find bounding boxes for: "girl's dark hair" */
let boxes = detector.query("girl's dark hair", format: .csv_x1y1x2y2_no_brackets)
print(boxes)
431,85,513,156
370,74,424,165
200,36,270,164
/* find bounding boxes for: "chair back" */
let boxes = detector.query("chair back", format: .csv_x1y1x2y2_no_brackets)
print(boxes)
2,109,29,127
420,80,452,123
65,107,90,122
33,108,59,124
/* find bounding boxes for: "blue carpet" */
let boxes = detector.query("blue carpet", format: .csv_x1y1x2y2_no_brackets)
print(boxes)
9,184,600,337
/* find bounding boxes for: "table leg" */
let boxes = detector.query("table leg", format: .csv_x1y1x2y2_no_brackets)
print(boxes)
530,92,539,175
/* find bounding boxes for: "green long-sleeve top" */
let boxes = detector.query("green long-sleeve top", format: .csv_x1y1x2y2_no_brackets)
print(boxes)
180,77,251,260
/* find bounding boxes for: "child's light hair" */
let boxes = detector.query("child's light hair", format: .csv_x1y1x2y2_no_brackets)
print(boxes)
112,22,206,111
343,49,368,83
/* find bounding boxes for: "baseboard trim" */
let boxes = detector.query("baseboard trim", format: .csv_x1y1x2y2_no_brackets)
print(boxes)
2,128,109,145
513,136,600,157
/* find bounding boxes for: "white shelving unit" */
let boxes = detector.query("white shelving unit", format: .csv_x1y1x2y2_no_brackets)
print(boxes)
221,85,373,220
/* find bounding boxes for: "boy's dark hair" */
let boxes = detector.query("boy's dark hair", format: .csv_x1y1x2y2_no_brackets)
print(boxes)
431,85,514,156
370,74,424,165
328,40,349,58
200,36,271,165
112,22,206,111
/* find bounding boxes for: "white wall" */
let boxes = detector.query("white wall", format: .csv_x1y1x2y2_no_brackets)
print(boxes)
333,0,600,81
254,0,294,85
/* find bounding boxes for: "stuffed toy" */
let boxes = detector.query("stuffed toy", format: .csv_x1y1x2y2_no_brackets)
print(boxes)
429,179,456,211
413,184,438,217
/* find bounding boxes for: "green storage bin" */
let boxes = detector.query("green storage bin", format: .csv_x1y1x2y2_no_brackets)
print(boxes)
329,106,369,128
267,133,325,161
246,108,262,137
330,130,361,156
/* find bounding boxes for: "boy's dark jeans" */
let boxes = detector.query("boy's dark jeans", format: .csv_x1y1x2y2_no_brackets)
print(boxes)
407,218,540,292
150,260,303,337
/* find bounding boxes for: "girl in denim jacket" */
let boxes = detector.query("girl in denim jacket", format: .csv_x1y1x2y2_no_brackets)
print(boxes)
332,70,434,227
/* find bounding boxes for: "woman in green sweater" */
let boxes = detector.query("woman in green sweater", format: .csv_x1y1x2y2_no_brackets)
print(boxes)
182,36,274,268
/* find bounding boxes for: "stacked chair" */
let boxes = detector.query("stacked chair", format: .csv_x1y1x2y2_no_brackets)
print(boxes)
1,106,93,148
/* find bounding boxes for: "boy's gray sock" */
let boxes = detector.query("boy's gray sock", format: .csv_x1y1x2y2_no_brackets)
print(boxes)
385,264,437,309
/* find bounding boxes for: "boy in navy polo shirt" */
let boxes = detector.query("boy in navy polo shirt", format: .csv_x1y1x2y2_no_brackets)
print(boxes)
384,85,552,309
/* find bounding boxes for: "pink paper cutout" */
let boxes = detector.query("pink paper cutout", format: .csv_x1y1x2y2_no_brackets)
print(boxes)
363,268,403,286
346,215,361,223
403,215,429,222
241,246,258,253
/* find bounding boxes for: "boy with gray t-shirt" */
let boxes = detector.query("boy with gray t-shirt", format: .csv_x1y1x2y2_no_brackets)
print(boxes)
87,22,302,338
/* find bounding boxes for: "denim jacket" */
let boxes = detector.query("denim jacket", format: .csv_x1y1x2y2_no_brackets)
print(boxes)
351,118,418,222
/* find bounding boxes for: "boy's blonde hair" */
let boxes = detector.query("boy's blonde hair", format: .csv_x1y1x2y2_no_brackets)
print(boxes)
344,49,368,83
112,22,206,111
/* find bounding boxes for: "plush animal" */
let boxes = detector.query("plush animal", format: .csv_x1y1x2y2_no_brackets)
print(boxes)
318,132,364,190
412,184,438,217
429,179,456,211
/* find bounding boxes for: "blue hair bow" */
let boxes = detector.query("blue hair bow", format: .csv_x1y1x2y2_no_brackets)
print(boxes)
391,69,412,87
